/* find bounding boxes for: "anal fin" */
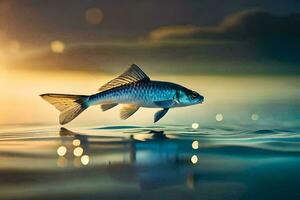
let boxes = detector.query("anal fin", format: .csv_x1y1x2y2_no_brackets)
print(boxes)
101,103,118,111
120,104,140,120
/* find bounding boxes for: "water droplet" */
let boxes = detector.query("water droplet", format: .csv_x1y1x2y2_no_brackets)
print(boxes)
191,155,198,164
72,139,81,146
251,113,259,121
192,141,199,149
81,155,89,165
73,147,83,157
192,123,199,129
216,114,223,122
57,146,67,156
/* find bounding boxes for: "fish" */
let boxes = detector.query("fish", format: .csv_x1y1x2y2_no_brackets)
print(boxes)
40,64,204,125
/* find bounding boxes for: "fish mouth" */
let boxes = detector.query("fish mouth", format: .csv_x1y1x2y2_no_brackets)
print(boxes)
198,96,204,104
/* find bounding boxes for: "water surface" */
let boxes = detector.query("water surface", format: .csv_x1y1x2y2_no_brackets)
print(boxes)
1,124,300,200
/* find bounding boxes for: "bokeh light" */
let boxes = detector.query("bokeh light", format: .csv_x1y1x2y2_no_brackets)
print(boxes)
216,113,223,122
73,157,82,167
73,147,83,157
192,141,199,149
57,156,67,167
50,40,65,53
192,123,199,129
72,139,81,146
186,175,195,189
57,146,67,156
251,113,259,121
191,155,198,164
81,155,89,165
85,8,103,25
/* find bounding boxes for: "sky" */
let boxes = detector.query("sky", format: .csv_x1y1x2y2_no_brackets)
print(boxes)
0,0,300,125
0,0,300,74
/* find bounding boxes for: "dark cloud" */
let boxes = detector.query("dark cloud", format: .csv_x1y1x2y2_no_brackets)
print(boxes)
4,8,300,75
1,0,300,43
147,9,300,41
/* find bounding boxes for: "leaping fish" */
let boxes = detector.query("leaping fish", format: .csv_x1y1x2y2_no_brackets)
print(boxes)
40,64,204,125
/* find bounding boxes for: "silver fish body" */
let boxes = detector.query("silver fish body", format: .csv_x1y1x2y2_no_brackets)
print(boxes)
40,64,204,124
88,81,189,108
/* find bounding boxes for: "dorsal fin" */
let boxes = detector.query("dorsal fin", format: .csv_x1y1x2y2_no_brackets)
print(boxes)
98,64,150,92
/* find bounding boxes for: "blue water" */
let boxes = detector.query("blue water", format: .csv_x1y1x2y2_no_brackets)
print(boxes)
1,124,300,200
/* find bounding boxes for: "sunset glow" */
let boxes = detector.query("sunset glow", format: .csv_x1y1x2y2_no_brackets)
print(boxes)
0,1,299,200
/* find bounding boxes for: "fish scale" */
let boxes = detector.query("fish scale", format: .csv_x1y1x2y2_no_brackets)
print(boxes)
89,81,178,107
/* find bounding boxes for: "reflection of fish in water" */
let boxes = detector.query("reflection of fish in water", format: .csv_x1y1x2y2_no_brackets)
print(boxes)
108,131,197,190
40,64,204,125
57,128,198,190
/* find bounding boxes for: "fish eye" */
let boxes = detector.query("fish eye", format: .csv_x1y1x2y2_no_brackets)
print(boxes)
190,91,198,99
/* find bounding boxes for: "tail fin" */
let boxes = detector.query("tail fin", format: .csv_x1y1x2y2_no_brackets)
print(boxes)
40,93,89,125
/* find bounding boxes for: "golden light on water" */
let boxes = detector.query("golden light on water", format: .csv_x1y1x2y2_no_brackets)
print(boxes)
85,8,103,25
73,157,82,167
73,147,83,157
0,71,299,125
186,175,195,189
251,113,259,121
81,155,89,165
191,155,198,164
57,156,67,167
50,40,65,53
56,144,89,167
57,146,67,156
72,139,81,146
192,123,199,129
216,113,224,122
192,141,199,149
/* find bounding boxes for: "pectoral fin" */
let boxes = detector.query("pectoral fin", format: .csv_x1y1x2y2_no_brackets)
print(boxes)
120,104,140,120
101,103,118,111
154,100,175,108
154,108,169,123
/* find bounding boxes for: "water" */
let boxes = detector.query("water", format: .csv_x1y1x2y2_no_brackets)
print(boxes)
1,124,300,200
1,72,299,200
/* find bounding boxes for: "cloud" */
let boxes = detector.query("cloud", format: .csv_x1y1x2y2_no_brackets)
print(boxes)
147,9,300,42
4,9,300,75
148,25,200,41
